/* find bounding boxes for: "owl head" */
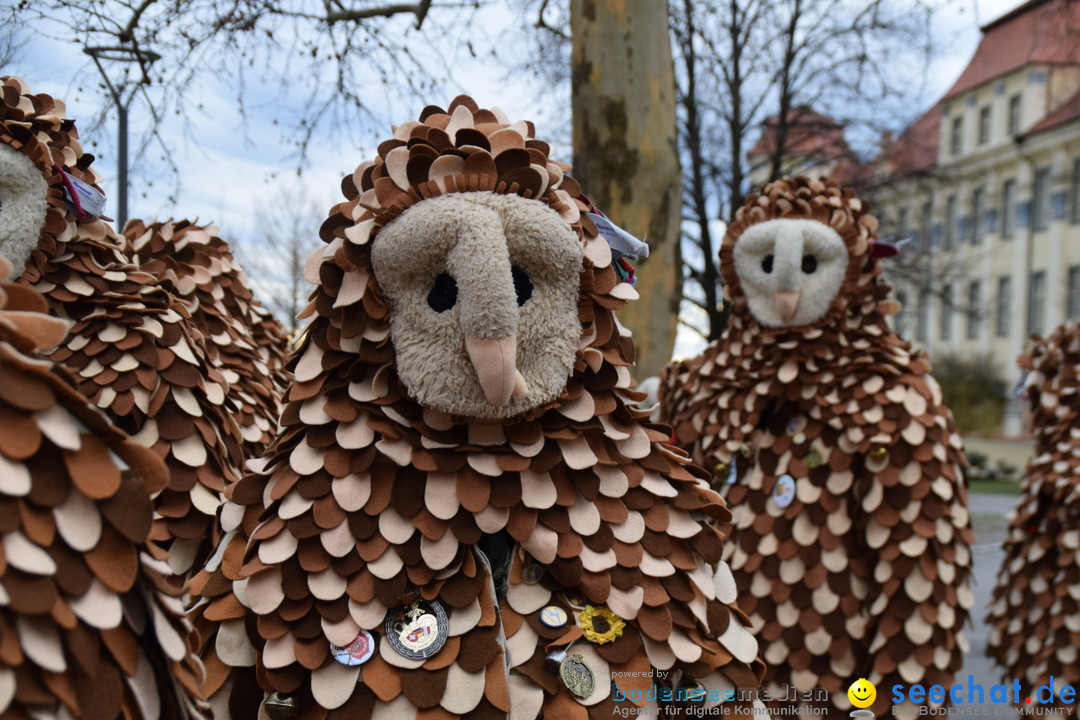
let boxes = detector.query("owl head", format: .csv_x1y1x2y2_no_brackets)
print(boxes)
722,176,892,331
0,76,111,280
307,95,635,421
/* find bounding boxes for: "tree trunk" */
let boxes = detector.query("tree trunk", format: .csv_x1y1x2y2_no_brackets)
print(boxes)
570,0,681,380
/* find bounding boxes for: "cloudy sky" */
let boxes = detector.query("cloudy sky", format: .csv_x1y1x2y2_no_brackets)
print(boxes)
10,0,1022,354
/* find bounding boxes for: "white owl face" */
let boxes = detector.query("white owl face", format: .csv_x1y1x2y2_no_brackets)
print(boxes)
0,144,48,279
732,218,848,328
371,192,584,420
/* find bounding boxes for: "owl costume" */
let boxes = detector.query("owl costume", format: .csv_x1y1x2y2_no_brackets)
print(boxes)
189,96,766,719
660,176,974,717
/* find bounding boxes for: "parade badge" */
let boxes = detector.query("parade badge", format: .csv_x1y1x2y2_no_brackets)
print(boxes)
540,605,569,628
771,474,796,509
385,599,449,660
329,630,375,666
559,653,596,699
522,563,544,584
562,590,587,610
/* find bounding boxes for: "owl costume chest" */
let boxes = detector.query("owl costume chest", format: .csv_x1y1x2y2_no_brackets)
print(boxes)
191,364,767,720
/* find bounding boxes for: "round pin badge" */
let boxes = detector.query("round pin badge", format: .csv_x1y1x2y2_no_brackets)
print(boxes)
771,474,796,509
681,680,708,706
263,693,298,720
384,599,449,660
540,605,569,628
330,630,375,667
804,447,823,469
559,653,596,700
522,563,544,584
562,590,587,610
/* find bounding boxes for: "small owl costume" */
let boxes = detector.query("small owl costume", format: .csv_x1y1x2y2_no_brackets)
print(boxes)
660,177,974,718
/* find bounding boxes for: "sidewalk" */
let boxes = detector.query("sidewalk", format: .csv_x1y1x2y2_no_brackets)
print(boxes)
959,491,1022,703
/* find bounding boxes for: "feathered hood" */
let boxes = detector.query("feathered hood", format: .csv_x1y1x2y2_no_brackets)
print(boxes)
719,176,902,368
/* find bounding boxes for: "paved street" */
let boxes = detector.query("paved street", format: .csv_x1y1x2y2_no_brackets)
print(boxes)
951,492,1023,716
960,493,1018,685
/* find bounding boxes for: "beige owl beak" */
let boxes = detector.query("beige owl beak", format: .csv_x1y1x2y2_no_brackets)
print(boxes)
774,290,800,323
465,335,530,407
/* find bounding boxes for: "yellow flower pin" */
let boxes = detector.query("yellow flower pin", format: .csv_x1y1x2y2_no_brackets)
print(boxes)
579,605,625,644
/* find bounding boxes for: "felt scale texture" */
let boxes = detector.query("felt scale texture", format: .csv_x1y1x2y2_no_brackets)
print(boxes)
0,77,245,577
189,95,765,719
987,324,1080,705
121,219,291,459
0,254,208,720
659,177,974,718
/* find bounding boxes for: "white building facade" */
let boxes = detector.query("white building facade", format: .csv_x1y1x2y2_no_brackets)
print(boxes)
868,0,1080,434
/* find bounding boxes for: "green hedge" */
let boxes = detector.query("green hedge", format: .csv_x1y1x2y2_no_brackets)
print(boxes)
931,355,1007,434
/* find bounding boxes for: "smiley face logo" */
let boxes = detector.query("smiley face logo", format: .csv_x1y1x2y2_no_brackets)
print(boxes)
847,678,876,709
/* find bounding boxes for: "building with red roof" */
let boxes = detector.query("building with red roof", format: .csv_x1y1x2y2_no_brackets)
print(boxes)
867,0,1080,434
747,106,867,188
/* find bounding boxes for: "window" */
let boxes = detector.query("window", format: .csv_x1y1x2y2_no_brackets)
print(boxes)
918,200,933,252
1008,95,1021,135
944,194,957,249
978,106,991,145
1029,270,1046,335
1072,158,1080,223
895,291,909,336
1002,178,1016,238
951,116,963,155
1068,266,1080,321
967,281,981,339
916,289,930,342
1034,166,1051,230
972,186,985,244
996,276,1011,337
940,285,954,340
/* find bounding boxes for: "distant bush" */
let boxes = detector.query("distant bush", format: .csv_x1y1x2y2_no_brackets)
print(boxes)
931,355,1007,434
965,450,1020,483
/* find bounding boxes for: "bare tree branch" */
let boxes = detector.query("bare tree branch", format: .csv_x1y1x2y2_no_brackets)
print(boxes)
7,0,485,177
534,0,568,39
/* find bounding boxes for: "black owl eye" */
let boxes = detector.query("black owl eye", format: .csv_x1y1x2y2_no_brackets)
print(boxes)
511,264,532,307
761,255,774,273
427,272,458,312
802,254,818,273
